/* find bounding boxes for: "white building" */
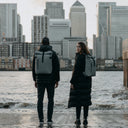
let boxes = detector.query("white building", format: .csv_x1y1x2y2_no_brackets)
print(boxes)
45,2,65,19
31,15,49,43
0,4,18,43
48,19,70,42
70,1,86,37
48,19,71,56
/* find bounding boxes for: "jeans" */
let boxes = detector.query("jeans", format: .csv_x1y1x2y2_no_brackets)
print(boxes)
37,82,55,122
76,106,89,120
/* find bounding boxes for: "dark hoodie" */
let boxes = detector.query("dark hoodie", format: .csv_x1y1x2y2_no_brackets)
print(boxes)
32,45,60,83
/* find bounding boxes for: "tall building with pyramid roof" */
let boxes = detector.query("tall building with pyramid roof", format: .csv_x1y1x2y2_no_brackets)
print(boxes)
72,0,84,7
70,0,86,37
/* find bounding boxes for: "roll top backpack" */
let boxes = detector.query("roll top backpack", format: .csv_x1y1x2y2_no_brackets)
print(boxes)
83,54,96,77
35,50,53,74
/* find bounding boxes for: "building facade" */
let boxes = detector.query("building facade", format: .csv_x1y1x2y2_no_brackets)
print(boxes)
63,37,87,59
97,2,128,40
0,4,18,43
45,2,65,19
17,15,25,42
110,6,128,40
0,57,13,70
93,34,122,59
48,19,70,41
31,15,49,43
70,1,86,37
97,2,116,36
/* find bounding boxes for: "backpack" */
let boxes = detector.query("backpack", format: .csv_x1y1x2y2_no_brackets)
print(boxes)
35,50,53,75
83,54,96,77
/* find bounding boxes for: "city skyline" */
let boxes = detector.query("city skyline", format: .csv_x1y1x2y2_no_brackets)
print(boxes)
0,0,128,48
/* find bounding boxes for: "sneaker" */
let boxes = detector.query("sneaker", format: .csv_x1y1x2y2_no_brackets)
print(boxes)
47,121,53,127
38,122,44,127
75,119,81,126
83,119,88,127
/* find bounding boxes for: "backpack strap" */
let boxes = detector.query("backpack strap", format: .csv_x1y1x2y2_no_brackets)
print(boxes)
42,52,44,63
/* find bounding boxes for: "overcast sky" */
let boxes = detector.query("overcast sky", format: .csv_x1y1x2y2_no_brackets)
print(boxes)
0,0,128,48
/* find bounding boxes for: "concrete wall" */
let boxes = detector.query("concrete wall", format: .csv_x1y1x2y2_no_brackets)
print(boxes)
123,39,128,88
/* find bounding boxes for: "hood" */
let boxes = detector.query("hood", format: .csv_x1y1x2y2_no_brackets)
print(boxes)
39,45,52,52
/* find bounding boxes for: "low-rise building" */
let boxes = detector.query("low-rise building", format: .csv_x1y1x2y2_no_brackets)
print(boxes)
105,60,114,67
13,57,31,70
0,57,13,70
114,60,123,69
59,58,72,70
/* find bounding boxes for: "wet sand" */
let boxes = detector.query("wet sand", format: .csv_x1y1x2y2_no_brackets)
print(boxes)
0,110,128,128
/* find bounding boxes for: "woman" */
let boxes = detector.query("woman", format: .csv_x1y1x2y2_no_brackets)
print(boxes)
68,42,92,127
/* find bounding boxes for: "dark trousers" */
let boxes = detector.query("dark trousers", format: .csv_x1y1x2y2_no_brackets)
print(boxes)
37,82,55,122
76,106,89,120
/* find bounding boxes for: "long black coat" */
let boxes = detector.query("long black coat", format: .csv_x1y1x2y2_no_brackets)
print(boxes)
68,53,92,108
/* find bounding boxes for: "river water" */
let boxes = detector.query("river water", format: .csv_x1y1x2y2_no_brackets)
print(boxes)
0,71,127,112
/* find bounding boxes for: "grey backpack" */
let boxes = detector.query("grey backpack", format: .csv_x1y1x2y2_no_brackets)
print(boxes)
83,54,96,77
35,50,53,74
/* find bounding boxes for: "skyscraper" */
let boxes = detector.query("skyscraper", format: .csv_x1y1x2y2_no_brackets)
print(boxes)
97,2,116,37
97,2,128,40
70,0,86,37
0,4,18,43
110,6,128,40
45,2,65,19
31,15,49,43
94,2,128,60
17,15,25,42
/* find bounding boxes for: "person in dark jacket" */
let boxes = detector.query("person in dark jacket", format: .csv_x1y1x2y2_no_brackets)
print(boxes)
32,37,60,127
68,42,92,127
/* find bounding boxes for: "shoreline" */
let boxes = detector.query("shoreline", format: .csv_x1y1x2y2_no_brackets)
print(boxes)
0,109,128,127
0,69,123,71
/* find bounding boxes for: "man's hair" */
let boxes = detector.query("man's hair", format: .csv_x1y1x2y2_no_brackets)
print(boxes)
42,37,49,45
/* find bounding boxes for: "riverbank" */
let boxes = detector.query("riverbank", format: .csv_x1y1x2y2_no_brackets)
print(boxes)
0,109,128,128
0,68,123,71
0,71,128,128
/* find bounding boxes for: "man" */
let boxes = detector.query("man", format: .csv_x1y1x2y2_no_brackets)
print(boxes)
32,37,60,127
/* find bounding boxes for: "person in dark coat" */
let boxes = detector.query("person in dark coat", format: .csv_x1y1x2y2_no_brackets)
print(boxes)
32,37,60,127
68,42,92,127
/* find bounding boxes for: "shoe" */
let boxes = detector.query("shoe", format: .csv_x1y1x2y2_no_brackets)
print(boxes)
83,119,88,127
47,121,53,127
38,122,44,127
75,119,81,126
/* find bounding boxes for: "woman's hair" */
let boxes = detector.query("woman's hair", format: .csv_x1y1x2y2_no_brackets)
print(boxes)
41,37,49,45
78,42,90,55
72,42,90,75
